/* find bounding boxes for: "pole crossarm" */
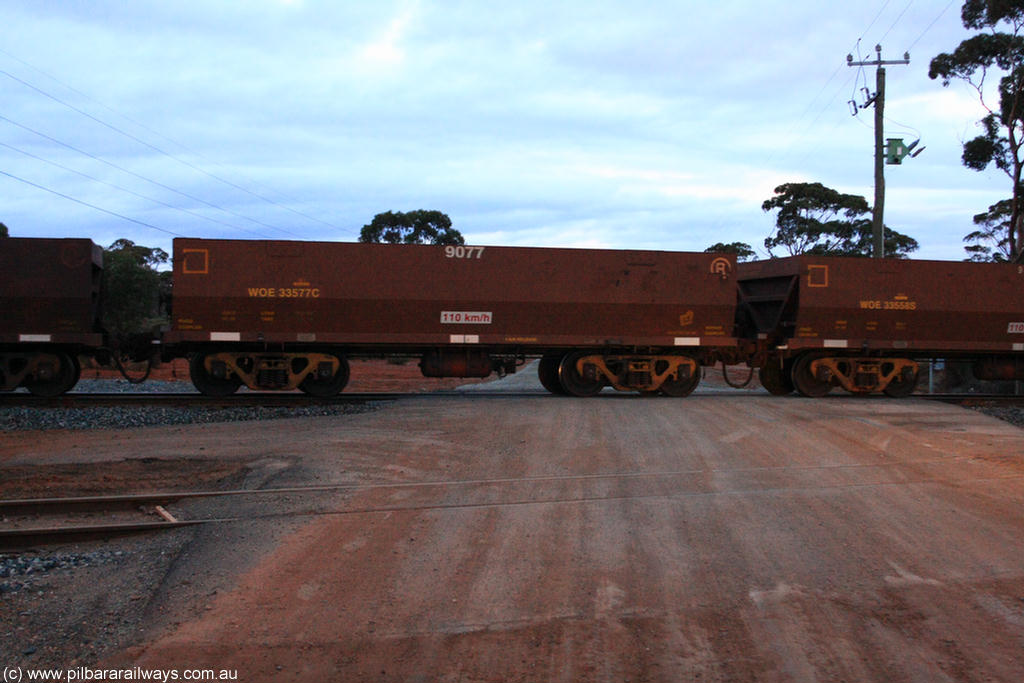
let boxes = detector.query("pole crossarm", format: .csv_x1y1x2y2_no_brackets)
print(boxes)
847,57,910,67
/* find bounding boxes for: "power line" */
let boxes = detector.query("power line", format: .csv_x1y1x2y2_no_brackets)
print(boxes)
0,168,184,237
0,140,270,239
0,51,357,237
878,0,915,44
859,0,893,43
766,67,859,168
906,0,957,52
0,111,296,238
766,3,907,170
1,66,302,239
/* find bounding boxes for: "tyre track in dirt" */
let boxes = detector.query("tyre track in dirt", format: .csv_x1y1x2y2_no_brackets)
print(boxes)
93,394,1024,682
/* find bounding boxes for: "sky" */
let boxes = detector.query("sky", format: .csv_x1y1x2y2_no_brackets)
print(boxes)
0,1,1010,261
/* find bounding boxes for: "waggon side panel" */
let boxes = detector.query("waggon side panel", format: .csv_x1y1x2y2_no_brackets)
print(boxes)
166,239,739,350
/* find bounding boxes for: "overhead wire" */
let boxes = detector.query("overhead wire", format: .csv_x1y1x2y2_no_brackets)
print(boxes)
0,68,302,239
878,0,915,45
859,0,893,40
767,1,904,169
0,46,351,234
883,115,921,138
768,63,861,170
851,40,870,114
773,1,920,176
0,140,270,239
0,112,293,238
906,0,957,53
855,0,956,160
0,168,184,237
0,49,360,239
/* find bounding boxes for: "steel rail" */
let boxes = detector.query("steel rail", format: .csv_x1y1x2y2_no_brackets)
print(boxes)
0,519,210,550
10,468,1024,550
7,448,1021,550
0,392,399,408
0,389,578,408
2,389,1021,408
922,393,1024,403
6,444,1022,515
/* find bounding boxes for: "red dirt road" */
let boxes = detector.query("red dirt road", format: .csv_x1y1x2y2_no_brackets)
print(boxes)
83,396,1024,680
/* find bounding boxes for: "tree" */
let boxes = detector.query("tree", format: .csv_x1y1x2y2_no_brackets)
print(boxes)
762,182,918,258
929,1,1024,260
704,242,755,261
106,238,168,268
359,210,464,245
965,197,1016,260
0,222,8,237
101,239,169,358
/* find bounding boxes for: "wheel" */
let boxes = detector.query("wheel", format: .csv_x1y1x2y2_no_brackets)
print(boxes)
537,355,567,395
299,355,350,397
190,353,242,397
660,363,700,397
883,367,918,398
25,353,80,397
558,352,604,397
759,361,794,395
791,354,832,398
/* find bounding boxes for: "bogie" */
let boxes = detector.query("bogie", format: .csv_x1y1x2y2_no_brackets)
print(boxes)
549,352,701,397
189,351,349,396
789,354,919,398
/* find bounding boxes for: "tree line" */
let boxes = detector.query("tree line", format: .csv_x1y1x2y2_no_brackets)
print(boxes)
707,181,919,261
714,1,1024,263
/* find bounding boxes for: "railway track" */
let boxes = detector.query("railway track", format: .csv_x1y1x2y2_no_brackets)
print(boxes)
0,389,589,408
2,389,1022,408
923,393,1024,404
0,391,401,408
0,492,211,550
8,452,1024,551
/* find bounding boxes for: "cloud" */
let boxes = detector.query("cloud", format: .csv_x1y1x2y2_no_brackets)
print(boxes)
353,4,417,73
0,2,1010,262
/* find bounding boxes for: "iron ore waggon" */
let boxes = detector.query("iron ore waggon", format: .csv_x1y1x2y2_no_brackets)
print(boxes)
738,256,1024,397
5,235,1024,398
163,238,740,396
0,237,103,396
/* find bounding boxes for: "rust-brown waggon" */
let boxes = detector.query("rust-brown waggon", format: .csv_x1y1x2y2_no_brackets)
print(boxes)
0,237,102,394
738,256,1024,397
165,238,739,397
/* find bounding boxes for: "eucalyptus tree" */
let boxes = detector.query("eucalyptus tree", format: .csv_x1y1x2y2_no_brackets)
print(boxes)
359,210,464,245
761,182,918,258
929,0,1024,260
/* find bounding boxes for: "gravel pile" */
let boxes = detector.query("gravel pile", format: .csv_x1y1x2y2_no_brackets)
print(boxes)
2,379,381,432
1,550,127,594
968,403,1024,429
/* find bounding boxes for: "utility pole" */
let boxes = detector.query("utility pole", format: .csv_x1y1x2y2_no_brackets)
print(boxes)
847,45,909,258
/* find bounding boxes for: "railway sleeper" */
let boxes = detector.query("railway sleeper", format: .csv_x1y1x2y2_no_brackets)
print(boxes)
199,352,344,392
806,356,919,396
574,354,700,395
